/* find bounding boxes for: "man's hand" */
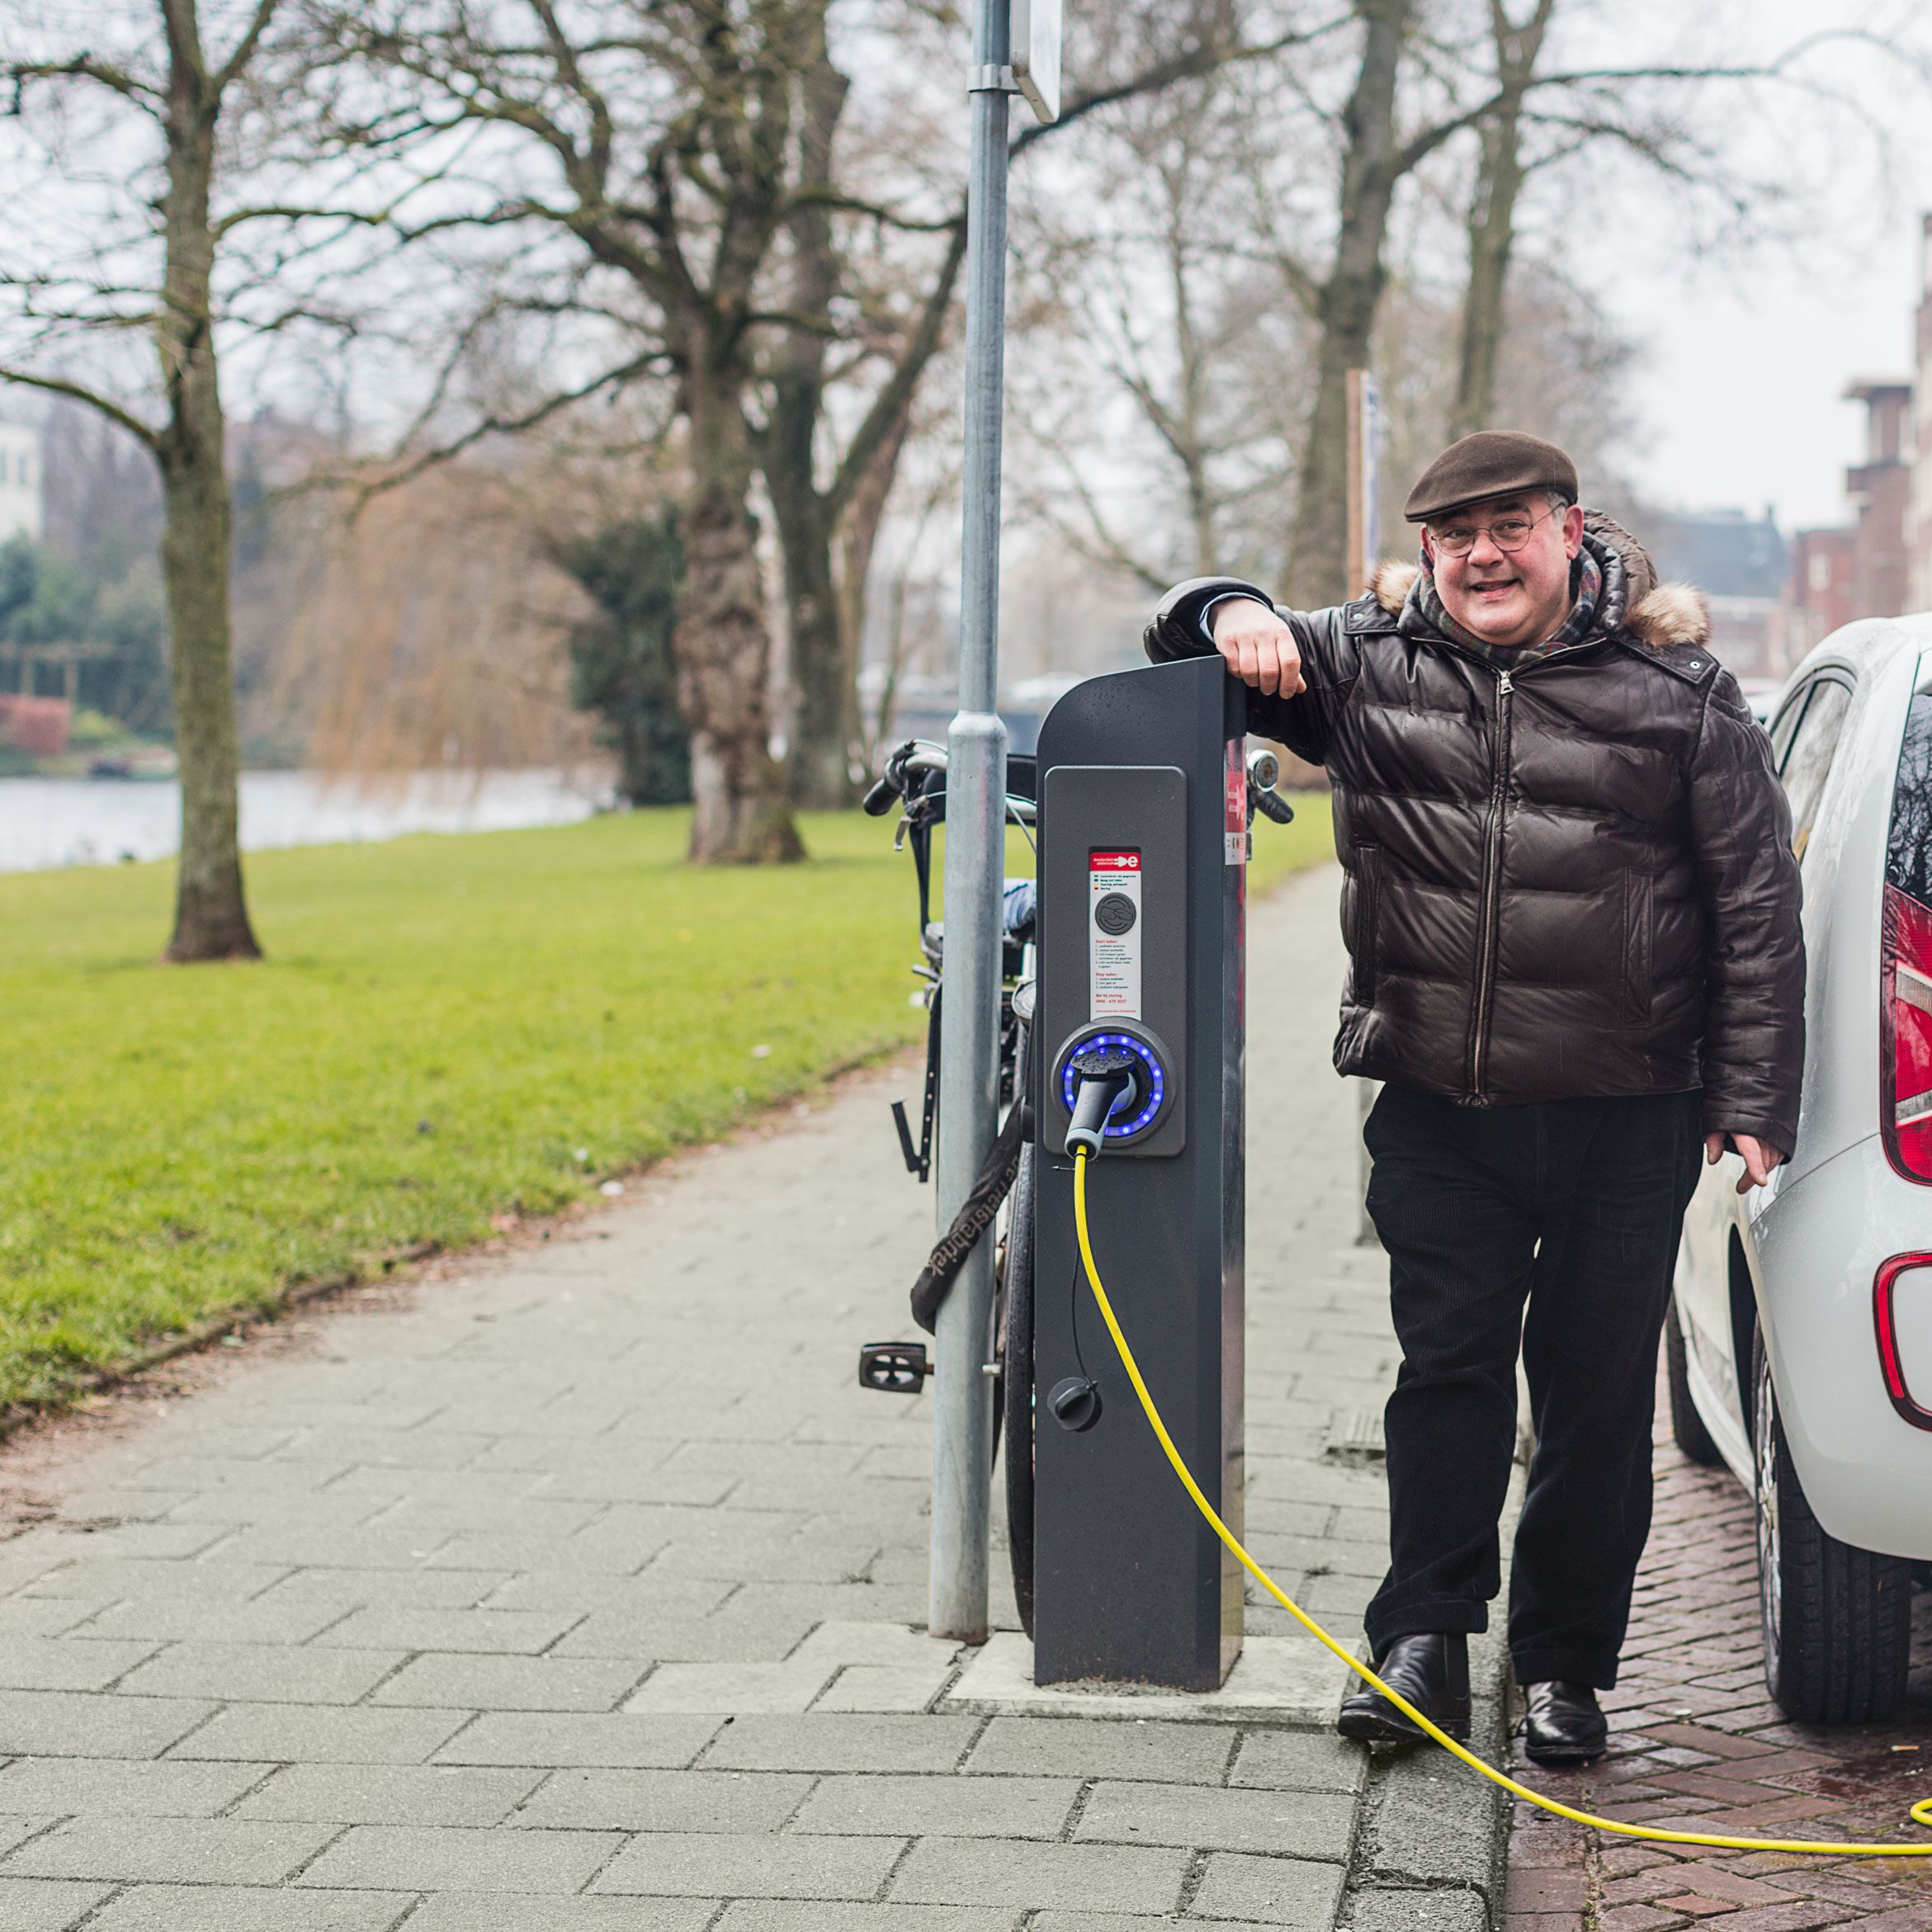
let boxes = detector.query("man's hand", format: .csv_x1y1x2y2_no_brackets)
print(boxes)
1211,598,1306,700
1705,1132,1787,1194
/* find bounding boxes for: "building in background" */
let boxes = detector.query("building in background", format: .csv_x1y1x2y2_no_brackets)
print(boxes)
0,423,43,543
1783,377,1919,658
1845,378,1913,620
1651,508,1787,680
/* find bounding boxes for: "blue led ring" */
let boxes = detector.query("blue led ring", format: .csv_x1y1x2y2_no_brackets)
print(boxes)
1060,1031,1165,1138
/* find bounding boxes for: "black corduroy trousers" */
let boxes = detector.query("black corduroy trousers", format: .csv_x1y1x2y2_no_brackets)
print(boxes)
1360,1080,1704,1689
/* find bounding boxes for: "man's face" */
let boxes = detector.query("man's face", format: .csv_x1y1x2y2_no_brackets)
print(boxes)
1422,492,1586,650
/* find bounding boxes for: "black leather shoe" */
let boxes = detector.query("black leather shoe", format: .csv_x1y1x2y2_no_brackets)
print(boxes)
1523,1679,1608,1766
1337,1633,1471,1745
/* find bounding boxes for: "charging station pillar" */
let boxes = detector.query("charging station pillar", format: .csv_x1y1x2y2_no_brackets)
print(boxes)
1031,654,1246,1690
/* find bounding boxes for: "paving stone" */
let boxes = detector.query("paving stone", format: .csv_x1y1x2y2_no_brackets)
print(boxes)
296,1822,621,1892
790,1772,1079,1839
0,1638,158,1693
625,1659,837,1714
1348,1891,1492,1931
170,1705,471,1764
207,1528,457,1570
887,1835,1188,1912
0,1878,116,1931
117,1643,404,1705
1033,1919,1291,1932
235,1762,545,1826
700,1712,981,1774
2,1816,337,1885
78,1887,415,1930
810,1662,955,1711
24,1560,291,1602
0,1690,215,1760
309,1607,581,1654
0,1758,271,1817
1230,1727,1366,1793
510,1766,810,1831
432,1712,720,1769
401,1900,719,1932
483,1573,735,1618
0,1599,116,1639
962,1717,1235,1784
254,1566,517,1610
714,1908,1018,1932
551,1606,821,1660
591,1828,905,1898
79,1599,348,1645
1076,1778,1355,1856
1188,1850,1348,1926
372,1653,643,1711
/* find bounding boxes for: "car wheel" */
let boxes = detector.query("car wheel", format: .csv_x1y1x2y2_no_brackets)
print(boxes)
1664,1294,1724,1467
1753,1324,1911,1724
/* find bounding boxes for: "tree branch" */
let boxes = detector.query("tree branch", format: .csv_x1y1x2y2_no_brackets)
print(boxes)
0,367,159,453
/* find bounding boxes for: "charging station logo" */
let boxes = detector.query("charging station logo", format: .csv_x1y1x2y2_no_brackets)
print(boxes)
1089,850,1141,1018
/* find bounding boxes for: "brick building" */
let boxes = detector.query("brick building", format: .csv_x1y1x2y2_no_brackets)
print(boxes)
1782,378,1917,653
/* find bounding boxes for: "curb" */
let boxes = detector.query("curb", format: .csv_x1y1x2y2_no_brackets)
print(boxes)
1337,1625,1515,1930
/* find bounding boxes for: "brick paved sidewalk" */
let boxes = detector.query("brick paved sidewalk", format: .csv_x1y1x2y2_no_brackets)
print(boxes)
1505,1392,1932,1932
0,862,1404,1930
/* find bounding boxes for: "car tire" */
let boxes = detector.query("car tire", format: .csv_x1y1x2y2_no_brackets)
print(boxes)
1753,1324,1911,1724
1664,1294,1724,1468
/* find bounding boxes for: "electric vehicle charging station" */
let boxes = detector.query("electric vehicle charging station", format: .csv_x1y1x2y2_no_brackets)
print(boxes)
1029,652,1252,1690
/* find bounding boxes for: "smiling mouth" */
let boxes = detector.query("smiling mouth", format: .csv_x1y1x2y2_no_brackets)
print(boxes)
1468,578,1520,598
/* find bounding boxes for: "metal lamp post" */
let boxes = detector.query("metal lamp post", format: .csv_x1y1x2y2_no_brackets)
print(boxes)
929,0,1058,1642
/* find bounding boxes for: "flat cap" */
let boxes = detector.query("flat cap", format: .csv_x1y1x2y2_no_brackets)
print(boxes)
1402,430,1579,524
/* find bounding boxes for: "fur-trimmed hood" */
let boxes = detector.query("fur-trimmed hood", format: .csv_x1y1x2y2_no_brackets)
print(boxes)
1368,510,1710,651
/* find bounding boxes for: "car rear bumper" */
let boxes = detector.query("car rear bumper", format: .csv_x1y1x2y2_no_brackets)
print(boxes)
1757,1136,1932,1559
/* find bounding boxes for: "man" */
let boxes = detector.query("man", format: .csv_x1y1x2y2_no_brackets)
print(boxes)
1144,432,1803,1766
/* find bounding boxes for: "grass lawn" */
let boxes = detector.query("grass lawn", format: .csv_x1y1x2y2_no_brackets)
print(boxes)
0,796,1332,1414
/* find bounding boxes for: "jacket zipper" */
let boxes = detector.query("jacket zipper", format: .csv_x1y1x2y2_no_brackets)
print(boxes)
1467,668,1514,1098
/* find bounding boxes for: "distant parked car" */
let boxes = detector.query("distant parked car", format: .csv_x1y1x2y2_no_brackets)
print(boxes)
1736,677,1782,728
1668,616,1932,1724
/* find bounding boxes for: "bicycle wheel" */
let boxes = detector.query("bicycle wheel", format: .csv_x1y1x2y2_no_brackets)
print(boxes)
1002,1140,1037,1637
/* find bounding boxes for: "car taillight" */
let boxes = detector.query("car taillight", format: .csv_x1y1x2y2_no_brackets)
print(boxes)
1882,884,1932,1183
1873,1253,1932,1429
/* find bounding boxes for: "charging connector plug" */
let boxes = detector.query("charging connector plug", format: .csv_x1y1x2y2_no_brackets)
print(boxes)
1065,1045,1139,1158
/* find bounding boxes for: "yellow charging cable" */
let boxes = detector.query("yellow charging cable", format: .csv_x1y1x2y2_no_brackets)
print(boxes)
1070,1149,1932,1856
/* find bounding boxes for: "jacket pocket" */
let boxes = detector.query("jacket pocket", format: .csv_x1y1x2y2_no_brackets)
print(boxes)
1622,869,1654,1021
1353,844,1381,1008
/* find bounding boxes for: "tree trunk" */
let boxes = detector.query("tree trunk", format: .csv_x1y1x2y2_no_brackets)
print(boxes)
772,22,855,811
835,400,914,717
1282,0,1412,610
769,439,850,811
1448,2,1555,441
1448,108,1524,441
675,366,803,865
158,0,260,962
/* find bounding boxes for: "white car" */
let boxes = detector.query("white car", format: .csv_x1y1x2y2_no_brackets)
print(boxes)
1669,614,1932,1724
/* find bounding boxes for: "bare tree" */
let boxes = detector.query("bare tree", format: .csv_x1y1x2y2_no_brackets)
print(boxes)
303,0,823,862
2,0,299,959
758,0,1296,806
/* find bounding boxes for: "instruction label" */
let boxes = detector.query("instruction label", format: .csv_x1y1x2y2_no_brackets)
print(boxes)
1225,737,1247,867
1089,849,1142,1018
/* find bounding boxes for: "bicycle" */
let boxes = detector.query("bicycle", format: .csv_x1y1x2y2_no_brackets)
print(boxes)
857,737,1043,1629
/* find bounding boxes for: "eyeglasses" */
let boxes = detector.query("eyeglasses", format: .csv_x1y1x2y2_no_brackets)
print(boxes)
1426,505,1560,558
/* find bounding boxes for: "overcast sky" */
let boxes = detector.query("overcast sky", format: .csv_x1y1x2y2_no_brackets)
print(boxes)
1589,0,1932,532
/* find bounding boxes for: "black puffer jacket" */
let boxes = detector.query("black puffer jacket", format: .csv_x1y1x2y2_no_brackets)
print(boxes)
1146,521,1805,1149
